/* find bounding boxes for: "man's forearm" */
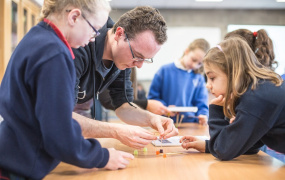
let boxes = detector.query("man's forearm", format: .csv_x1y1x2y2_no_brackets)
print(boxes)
115,103,152,127
72,112,118,138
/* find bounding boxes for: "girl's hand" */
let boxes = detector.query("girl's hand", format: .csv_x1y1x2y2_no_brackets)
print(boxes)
104,148,134,170
230,116,236,124
179,136,206,152
210,95,225,106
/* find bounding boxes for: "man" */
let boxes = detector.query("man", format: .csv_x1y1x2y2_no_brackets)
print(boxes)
73,6,178,149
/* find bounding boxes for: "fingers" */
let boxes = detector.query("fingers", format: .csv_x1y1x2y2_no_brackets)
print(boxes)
210,95,225,106
105,149,134,170
154,118,165,136
180,136,198,149
230,116,236,124
182,141,197,150
128,137,153,149
163,124,178,139
117,151,133,169
120,128,156,149
121,151,134,160
180,135,197,142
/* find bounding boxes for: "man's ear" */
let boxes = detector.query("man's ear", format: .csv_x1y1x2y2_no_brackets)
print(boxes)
114,26,125,41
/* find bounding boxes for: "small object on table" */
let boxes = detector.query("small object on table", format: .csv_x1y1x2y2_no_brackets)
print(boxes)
156,151,160,155
163,153,167,158
134,149,138,155
143,147,148,152
160,149,163,153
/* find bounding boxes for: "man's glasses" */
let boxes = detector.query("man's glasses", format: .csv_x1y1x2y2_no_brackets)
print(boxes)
125,33,153,64
66,10,100,38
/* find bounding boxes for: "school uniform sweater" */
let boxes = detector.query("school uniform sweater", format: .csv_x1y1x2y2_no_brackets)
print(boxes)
148,62,209,122
0,21,108,179
205,80,285,160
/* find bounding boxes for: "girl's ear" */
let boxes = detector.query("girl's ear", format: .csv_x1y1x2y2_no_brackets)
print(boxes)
114,26,124,41
184,48,190,55
67,9,81,26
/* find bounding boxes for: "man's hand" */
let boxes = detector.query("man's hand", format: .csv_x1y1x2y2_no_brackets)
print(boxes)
149,114,179,139
113,124,157,149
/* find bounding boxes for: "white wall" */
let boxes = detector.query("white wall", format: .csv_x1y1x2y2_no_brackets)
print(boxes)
137,27,221,80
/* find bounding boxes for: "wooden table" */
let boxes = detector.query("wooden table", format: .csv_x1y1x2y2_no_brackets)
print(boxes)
44,123,285,180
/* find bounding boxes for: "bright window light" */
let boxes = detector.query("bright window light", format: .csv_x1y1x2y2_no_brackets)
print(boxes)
276,0,285,2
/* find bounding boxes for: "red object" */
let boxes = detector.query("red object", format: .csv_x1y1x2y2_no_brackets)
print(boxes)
156,151,160,155
253,32,258,37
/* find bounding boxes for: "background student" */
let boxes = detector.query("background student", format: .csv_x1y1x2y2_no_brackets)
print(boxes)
180,37,285,160
0,0,134,179
225,29,277,70
148,39,210,125
72,6,178,150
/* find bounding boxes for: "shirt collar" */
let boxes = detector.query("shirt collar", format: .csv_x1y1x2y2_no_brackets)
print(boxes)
43,18,75,59
174,59,192,73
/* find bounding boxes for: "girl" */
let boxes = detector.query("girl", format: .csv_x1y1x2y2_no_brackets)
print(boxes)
180,37,285,160
0,0,133,179
148,39,210,125
225,29,277,70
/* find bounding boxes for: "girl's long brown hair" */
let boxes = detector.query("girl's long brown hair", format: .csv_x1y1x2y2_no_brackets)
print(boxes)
203,37,282,118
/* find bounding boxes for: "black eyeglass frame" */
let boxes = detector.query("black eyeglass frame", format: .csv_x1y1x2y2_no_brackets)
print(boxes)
125,33,153,64
66,9,100,38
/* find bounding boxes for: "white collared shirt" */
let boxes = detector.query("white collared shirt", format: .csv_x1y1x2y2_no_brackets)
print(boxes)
174,59,192,73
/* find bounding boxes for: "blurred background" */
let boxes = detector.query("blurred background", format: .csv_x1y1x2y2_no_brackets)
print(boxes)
1,0,285,93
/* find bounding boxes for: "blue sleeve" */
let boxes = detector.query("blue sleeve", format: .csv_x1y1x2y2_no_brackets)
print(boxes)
147,70,167,106
192,75,209,116
32,53,109,168
208,104,268,160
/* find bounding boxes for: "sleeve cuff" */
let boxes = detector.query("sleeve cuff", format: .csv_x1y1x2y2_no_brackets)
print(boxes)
97,148,110,168
205,140,210,153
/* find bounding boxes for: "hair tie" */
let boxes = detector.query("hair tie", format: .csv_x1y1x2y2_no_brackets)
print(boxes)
216,45,223,52
253,32,258,37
